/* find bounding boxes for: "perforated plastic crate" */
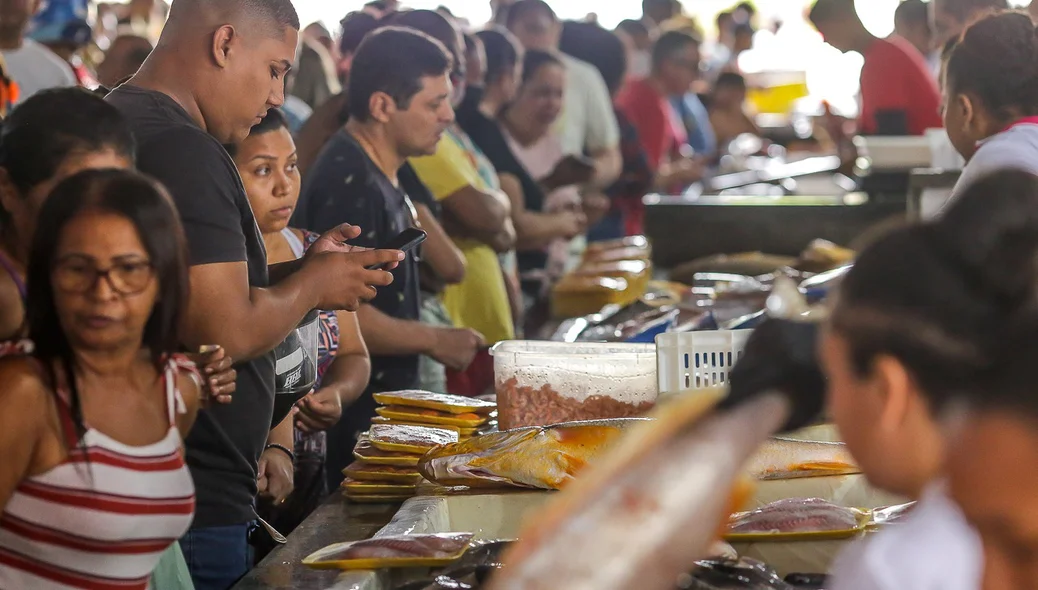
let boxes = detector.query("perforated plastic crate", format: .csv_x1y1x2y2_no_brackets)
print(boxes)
656,330,752,394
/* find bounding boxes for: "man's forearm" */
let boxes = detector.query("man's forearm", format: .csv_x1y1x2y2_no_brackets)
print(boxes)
590,147,622,188
267,411,294,447
183,264,320,362
356,304,437,357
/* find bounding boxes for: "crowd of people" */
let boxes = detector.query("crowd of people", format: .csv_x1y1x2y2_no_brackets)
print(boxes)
0,0,1038,589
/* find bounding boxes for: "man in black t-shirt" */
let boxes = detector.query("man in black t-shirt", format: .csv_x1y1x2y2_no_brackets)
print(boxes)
293,27,484,488
106,1,404,588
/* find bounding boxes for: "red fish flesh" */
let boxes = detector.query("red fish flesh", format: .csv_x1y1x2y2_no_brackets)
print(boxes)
727,498,860,534
327,533,475,561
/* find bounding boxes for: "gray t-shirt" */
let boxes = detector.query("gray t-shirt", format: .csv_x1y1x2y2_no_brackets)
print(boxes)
940,123,1038,216
2,39,76,102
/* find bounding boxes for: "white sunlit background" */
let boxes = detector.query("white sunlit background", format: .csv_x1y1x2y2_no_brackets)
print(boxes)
291,0,1032,116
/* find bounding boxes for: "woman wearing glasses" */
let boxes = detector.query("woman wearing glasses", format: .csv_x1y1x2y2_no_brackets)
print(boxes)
0,168,201,588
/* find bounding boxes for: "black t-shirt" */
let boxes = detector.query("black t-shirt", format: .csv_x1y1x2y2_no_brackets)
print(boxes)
293,129,421,441
455,99,548,281
106,86,275,529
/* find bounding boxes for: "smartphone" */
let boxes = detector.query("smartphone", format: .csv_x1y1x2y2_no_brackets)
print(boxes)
366,227,427,270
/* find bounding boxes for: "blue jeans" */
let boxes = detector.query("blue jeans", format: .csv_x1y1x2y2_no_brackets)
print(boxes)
180,523,254,590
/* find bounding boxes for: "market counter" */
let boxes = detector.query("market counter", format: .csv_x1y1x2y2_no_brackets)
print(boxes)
233,498,397,590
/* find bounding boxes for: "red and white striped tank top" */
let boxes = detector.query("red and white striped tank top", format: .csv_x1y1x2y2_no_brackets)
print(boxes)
0,356,197,590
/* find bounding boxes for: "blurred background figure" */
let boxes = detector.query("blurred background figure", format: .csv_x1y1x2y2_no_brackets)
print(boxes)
641,0,678,33
615,19,652,80
115,0,166,44
96,34,151,88
1,0,77,102
31,16,96,88
708,72,760,147
895,0,938,73
929,0,1009,46
291,21,341,110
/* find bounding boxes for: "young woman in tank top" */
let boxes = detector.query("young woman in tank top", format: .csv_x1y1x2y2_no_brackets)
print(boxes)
230,109,371,542
0,169,202,589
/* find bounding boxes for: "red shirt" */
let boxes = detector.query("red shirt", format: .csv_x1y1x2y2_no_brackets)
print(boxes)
859,36,943,136
615,78,687,169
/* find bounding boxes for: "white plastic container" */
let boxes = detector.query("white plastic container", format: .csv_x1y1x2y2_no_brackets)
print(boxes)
491,341,657,430
656,330,752,394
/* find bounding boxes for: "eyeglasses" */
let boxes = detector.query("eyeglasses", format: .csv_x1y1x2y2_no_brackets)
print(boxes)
52,258,155,296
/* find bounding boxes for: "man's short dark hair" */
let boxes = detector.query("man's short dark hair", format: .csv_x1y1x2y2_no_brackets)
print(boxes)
895,0,930,27
808,0,856,26
505,0,557,29
616,19,649,40
347,27,453,122
652,30,699,70
938,0,1009,20
715,71,747,91
169,0,299,32
339,11,379,56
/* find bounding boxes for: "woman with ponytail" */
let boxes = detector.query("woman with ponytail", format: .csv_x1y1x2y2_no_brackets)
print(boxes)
821,170,1038,588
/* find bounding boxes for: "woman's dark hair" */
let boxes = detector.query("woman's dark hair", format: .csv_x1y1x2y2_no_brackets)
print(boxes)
520,49,563,86
27,168,189,442
339,10,379,57
347,26,453,122
617,18,649,41
831,169,1038,415
945,11,1038,123
226,109,289,158
939,0,1008,21
0,88,135,230
715,72,747,91
559,21,627,96
477,27,522,87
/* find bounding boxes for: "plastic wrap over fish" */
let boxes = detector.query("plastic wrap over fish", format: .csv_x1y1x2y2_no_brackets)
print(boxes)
727,498,860,534
487,391,789,590
686,557,793,590
418,418,651,489
746,436,859,480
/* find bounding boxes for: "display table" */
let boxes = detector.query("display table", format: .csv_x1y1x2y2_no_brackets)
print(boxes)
233,497,396,590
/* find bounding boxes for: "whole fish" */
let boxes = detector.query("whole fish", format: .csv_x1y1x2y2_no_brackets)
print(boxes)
418,419,650,490
747,436,859,480
727,498,861,534
487,390,788,590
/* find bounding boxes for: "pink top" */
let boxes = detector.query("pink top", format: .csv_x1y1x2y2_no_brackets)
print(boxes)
504,129,581,282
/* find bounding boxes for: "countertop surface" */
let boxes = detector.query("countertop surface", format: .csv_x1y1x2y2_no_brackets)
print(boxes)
233,496,397,590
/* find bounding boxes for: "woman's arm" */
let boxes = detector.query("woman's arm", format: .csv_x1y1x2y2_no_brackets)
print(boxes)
500,173,586,252
0,360,48,510
415,203,466,285
295,311,372,433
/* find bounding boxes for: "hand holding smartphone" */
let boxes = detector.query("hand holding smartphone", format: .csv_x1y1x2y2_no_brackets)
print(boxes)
365,228,428,270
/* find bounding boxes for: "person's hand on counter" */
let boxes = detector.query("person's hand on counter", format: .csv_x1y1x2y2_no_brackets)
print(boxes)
719,317,827,433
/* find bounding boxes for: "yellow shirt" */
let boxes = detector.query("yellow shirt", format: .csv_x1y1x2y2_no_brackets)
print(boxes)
410,133,515,345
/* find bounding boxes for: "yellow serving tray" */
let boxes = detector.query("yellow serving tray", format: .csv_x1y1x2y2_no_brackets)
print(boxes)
303,534,473,570
353,441,421,467
342,493,415,504
376,407,488,429
343,462,424,485
342,479,419,495
724,508,871,543
372,391,497,415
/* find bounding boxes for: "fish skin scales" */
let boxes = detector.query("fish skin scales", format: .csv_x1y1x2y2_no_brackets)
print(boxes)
338,534,473,560
728,498,859,534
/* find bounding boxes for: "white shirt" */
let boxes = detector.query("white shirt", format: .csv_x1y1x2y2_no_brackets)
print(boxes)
2,39,77,102
555,53,620,157
828,484,982,590
938,123,1038,217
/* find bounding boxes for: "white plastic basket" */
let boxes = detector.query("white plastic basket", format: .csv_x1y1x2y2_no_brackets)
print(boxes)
656,330,752,394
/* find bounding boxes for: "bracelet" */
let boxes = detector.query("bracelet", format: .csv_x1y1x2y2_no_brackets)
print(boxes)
265,443,295,463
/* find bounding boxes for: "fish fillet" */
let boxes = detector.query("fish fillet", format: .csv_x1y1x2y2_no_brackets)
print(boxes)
418,419,648,489
728,498,860,534
322,533,474,561
487,392,788,590
747,436,859,480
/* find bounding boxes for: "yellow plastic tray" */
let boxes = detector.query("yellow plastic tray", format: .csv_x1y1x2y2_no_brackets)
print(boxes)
343,462,424,485
303,534,473,570
353,441,421,467
342,479,419,495
368,424,459,455
370,416,465,434
372,391,497,415
724,508,871,543
343,493,415,504
376,407,488,428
